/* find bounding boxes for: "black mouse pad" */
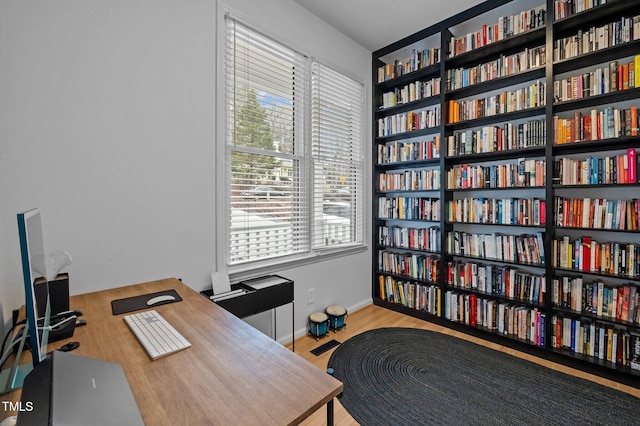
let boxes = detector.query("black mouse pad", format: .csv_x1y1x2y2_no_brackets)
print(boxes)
111,289,182,315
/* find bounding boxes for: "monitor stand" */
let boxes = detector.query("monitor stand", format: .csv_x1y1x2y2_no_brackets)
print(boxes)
0,324,33,395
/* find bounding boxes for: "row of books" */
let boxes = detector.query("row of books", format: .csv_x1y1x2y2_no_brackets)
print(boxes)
446,45,546,91
446,119,546,156
377,250,440,282
553,196,640,230
552,277,639,323
551,315,640,369
380,77,441,109
448,6,547,58
447,197,546,226
553,15,640,63
446,231,545,266
552,237,640,278
377,225,441,253
378,275,441,316
377,47,441,83
553,149,638,186
553,0,612,20
379,168,441,192
377,137,440,166
553,58,640,103
446,159,546,190
444,291,546,347
447,260,546,305
553,105,640,144
446,80,546,124
377,196,441,221
377,107,441,137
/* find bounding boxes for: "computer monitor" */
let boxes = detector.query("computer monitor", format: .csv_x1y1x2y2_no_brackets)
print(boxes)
0,208,51,394
16,208,51,367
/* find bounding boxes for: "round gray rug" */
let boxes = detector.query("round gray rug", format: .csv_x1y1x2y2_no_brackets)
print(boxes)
327,327,640,426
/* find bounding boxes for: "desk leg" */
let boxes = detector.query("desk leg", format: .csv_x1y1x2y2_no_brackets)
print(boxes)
327,398,334,426
291,301,295,352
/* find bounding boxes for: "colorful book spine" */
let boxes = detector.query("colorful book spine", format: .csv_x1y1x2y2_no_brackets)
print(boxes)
378,137,441,165
554,197,640,231
446,231,545,265
379,275,441,315
553,105,640,145
445,291,545,347
630,148,638,182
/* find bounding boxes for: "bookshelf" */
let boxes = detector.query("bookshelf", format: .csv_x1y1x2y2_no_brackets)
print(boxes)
374,28,444,317
372,0,640,381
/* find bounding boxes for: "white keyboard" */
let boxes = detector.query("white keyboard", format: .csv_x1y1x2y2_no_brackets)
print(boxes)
124,310,191,360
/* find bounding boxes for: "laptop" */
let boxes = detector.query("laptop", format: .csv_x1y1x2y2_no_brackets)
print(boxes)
19,350,144,426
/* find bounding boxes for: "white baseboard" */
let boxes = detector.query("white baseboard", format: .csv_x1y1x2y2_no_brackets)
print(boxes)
277,298,373,346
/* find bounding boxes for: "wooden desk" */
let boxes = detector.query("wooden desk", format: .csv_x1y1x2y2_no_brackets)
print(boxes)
2,278,342,425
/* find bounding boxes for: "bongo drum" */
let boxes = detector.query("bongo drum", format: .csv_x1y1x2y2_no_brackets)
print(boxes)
308,312,329,340
325,305,347,332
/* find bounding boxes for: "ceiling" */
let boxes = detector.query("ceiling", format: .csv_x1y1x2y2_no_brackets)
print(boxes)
294,0,483,52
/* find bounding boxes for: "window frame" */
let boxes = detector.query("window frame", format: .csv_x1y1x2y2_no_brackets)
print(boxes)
311,61,366,251
216,8,367,276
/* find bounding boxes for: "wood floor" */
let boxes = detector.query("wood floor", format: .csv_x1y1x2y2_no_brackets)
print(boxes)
286,303,640,426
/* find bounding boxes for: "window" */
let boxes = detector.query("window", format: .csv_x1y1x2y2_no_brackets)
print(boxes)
223,14,364,268
311,63,364,249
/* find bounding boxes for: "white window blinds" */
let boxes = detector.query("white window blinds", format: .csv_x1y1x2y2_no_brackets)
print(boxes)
223,14,365,268
311,62,365,248
224,15,309,265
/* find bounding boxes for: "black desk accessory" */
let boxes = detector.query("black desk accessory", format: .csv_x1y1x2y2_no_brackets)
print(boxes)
202,275,293,317
201,275,294,350
45,309,82,323
14,310,80,353
44,315,77,342
34,273,70,317
58,341,79,352
111,289,182,315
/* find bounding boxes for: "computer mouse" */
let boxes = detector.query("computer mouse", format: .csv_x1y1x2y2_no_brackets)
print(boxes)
146,294,177,306
59,341,80,352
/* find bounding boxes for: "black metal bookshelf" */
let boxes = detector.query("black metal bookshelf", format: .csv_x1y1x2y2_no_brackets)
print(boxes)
372,0,640,383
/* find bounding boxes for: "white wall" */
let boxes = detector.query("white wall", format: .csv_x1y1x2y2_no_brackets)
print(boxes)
0,0,372,342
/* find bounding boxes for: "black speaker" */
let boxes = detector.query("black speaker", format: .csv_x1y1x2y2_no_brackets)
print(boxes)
34,273,70,316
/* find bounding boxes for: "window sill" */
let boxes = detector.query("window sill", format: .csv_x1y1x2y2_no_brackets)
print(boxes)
228,243,369,283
